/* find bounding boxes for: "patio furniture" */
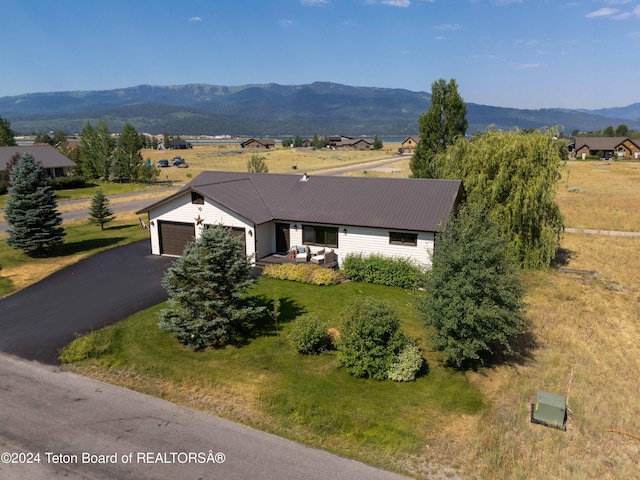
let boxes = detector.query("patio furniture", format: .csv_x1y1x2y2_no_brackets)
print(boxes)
294,245,310,263
310,248,334,265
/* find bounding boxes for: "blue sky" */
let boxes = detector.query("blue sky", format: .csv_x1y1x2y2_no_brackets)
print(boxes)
2,0,640,109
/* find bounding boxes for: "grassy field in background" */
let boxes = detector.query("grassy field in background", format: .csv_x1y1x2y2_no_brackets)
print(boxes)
142,143,403,183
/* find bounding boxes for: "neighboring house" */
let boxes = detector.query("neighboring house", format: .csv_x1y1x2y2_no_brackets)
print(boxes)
401,136,420,154
168,138,192,149
333,139,372,150
136,171,464,268
569,137,640,159
240,138,276,149
0,145,76,178
327,136,354,148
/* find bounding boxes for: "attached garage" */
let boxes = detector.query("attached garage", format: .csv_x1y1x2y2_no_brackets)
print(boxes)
158,221,195,256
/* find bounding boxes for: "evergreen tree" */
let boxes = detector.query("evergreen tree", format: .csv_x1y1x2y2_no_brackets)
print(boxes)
410,78,467,178
88,189,115,230
438,128,564,269
0,116,17,146
4,154,65,256
373,135,383,150
158,225,265,350
113,123,144,182
80,121,114,180
34,132,54,145
293,135,303,147
417,204,525,369
247,154,268,173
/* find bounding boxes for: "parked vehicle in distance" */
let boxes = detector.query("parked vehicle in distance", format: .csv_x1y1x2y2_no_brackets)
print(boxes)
173,156,188,167
157,159,169,168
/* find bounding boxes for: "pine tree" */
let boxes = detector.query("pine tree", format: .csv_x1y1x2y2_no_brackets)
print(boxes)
113,123,144,182
373,135,383,150
158,225,265,350
417,204,525,369
4,154,65,256
89,189,115,230
80,121,114,180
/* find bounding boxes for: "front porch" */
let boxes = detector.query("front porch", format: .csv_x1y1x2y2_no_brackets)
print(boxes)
255,253,338,270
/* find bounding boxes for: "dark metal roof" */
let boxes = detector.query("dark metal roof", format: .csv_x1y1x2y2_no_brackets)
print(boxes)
139,171,463,232
573,137,639,151
0,145,76,170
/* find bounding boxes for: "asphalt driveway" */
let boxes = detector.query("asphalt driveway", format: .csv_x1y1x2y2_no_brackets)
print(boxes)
0,240,175,364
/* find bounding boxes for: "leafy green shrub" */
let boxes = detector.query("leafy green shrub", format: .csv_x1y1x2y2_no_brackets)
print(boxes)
341,253,426,289
49,175,87,190
387,340,424,382
262,263,340,285
337,298,406,380
288,314,331,354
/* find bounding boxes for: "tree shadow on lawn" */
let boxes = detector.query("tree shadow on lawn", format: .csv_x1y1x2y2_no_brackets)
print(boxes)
54,237,126,257
238,295,306,345
553,246,576,268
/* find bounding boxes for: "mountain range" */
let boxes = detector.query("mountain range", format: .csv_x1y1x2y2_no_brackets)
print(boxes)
1,82,639,137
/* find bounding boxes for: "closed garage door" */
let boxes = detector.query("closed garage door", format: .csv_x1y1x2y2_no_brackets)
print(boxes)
159,221,195,256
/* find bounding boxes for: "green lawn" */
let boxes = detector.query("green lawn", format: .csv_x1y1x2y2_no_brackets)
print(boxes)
61,277,484,473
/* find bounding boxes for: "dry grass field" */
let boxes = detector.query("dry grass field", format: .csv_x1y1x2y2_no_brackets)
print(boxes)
142,143,403,184
557,160,640,232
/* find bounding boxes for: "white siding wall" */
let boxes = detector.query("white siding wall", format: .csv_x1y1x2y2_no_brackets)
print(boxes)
287,223,434,268
148,199,435,268
148,194,256,261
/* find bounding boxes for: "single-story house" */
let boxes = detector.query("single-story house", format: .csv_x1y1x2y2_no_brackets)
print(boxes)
240,138,276,149
168,138,192,149
327,136,354,148
0,145,76,178
334,139,372,150
136,171,464,268
569,137,640,159
401,136,420,154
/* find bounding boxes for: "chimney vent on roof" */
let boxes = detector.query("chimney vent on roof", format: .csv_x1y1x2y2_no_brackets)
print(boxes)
300,173,309,182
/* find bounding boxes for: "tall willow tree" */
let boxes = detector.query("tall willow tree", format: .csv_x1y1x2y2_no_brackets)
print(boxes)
439,128,564,269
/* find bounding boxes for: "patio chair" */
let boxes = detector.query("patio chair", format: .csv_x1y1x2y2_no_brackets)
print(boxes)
295,245,310,263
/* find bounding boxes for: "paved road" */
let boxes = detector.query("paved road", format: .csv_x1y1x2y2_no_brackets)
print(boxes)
0,240,174,364
0,354,410,480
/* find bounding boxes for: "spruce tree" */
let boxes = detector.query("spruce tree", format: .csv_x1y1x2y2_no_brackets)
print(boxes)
5,154,65,256
158,225,265,350
0,115,17,146
417,204,525,369
89,189,115,230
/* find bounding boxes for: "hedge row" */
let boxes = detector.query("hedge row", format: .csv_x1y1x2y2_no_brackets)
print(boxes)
341,253,426,289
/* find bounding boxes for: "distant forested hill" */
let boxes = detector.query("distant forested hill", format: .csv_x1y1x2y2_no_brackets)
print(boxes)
1,82,638,136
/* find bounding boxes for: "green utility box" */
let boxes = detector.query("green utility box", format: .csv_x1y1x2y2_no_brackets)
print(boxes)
531,390,566,430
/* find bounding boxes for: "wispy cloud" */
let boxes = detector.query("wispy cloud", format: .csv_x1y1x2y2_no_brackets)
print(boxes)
470,53,499,59
381,0,412,6
435,23,462,31
494,0,523,5
586,7,619,17
300,0,329,6
587,4,639,19
188,16,202,22
516,63,542,69
279,19,295,27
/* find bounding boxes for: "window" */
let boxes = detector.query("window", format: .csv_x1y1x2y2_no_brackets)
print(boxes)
191,192,204,205
389,231,417,246
302,225,338,248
